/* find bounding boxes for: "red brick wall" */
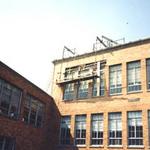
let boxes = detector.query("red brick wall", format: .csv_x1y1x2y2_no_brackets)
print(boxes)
0,61,60,150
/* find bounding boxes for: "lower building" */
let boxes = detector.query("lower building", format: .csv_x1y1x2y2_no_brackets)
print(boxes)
0,61,60,150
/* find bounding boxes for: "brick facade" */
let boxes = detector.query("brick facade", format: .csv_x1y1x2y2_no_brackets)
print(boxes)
0,61,60,150
51,38,150,150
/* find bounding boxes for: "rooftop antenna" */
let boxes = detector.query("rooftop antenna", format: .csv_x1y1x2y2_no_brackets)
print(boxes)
102,35,118,45
62,46,75,59
96,36,107,48
59,46,76,80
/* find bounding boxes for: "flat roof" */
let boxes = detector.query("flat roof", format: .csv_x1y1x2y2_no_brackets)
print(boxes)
53,37,150,64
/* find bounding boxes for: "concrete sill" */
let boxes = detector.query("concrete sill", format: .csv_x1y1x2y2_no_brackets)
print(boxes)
127,145,144,149
76,145,86,148
108,145,123,148
109,93,122,96
90,145,104,148
127,90,143,95
147,89,150,92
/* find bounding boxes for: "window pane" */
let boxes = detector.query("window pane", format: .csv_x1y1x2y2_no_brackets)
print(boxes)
100,62,105,96
64,83,74,100
109,65,122,95
0,79,22,119
23,95,45,127
0,136,15,150
91,114,103,145
75,115,86,145
78,81,88,99
128,111,143,146
147,59,150,89
127,61,141,92
108,113,122,145
60,116,71,145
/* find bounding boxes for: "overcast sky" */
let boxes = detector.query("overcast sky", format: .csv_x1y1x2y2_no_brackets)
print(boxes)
0,0,150,92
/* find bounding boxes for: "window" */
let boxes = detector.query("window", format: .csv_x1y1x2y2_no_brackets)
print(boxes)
109,64,122,95
108,113,122,146
91,114,103,145
0,78,22,119
0,136,15,150
128,111,143,146
148,111,150,145
92,78,97,97
75,115,86,145
92,62,106,97
63,83,74,100
77,81,88,99
23,95,45,127
147,59,150,89
127,61,141,92
60,116,71,145
99,62,106,96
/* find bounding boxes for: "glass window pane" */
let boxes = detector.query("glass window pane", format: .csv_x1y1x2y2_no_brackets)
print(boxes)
128,111,143,146
109,64,122,95
108,113,122,145
75,115,86,145
60,116,71,145
127,61,141,92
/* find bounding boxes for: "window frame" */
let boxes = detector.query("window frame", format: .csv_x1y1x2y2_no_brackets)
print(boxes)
0,78,22,119
77,80,88,99
0,135,15,150
23,94,45,128
146,58,150,90
108,112,122,146
127,61,141,92
63,83,74,100
92,61,106,97
127,111,143,147
75,115,86,146
109,64,122,95
91,114,103,146
59,116,71,145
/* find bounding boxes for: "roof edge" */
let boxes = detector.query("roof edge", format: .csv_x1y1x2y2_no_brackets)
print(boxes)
0,61,53,99
53,37,150,64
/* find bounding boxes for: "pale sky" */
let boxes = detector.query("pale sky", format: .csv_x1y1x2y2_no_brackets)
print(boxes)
0,0,150,92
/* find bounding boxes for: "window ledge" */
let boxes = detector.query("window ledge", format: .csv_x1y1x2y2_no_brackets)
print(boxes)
128,145,144,149
147,89,150,92
127,90,143,94
75,145,86,148
90,145,104,148
109,93,122,96
108,145,123,148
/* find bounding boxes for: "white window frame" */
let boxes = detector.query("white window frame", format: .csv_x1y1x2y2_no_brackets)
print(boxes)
128,111,143,146
77,81,88,99
108,112,122,146
127,61,141,92
63,83,74,100
75,115,86,146
91,114,103,146
109,64,122,95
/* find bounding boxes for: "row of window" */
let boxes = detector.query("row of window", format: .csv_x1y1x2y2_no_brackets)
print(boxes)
60,111,149,147
63,59,150,100
0,78,45,128
0,136,15,150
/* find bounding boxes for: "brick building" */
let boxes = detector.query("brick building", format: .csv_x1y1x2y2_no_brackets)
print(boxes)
51,37,150,150
0,61,60,150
